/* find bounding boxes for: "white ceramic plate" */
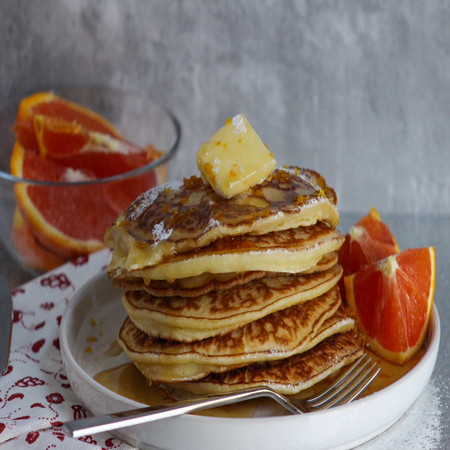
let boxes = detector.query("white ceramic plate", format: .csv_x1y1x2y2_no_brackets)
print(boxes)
60,271,440,450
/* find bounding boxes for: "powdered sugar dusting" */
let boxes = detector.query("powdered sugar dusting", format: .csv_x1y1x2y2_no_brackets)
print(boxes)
128,180,182,220
152,221,173,242
232,114,246,134
283,165,315,184
358,379,442,449
205,217,222,233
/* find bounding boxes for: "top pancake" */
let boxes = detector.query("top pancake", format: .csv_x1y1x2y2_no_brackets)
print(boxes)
105,167,339,273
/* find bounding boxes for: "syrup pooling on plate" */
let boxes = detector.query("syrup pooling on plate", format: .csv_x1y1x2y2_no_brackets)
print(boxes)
93,363,271,418
93,347,425,418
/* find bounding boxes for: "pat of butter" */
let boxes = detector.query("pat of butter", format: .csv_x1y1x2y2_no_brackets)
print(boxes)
196,114,277,198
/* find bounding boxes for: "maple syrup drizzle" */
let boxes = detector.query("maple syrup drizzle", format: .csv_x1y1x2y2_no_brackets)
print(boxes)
93,348,424,418
124,168,336,244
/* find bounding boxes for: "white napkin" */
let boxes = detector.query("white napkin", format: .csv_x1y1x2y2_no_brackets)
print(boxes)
0,250,135,449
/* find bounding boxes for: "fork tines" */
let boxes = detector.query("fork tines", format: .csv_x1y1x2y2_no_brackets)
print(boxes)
304,354,380,412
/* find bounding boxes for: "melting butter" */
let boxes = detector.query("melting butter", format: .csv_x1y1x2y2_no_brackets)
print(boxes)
197,114,277,198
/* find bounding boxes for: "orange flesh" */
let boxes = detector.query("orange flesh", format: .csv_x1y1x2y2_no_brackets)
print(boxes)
345,247,435,364
16,144,157,241
10,92,163,264
34,115,90,157
338,208,400,302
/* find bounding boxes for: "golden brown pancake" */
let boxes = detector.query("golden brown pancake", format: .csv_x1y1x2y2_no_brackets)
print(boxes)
175,331,363,396
105,160,363,397
112,251,338,297
118,289,354,382
105,167,339,273
114,222,344,283
122,264,342,342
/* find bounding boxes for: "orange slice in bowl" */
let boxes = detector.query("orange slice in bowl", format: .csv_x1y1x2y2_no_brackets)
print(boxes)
11,139,162,258
10,92,166,262
345,247,435,365
338,207,400,300
34,115,90,157
11,141,119,258
13,91,124,151
102,159,167,214
33,114,162,178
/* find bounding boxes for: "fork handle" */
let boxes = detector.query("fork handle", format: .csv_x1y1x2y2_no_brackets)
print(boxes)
63,386,302,438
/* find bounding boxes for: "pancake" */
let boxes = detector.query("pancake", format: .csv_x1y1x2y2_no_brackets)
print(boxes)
105,167,339,274
118,288,354,382
104,153,363,397
115,222,344,283
123,264,343,342
112,251,338,298
174,331,363,396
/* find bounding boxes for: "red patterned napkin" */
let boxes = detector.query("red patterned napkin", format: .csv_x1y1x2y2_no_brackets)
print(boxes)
0,250,135,449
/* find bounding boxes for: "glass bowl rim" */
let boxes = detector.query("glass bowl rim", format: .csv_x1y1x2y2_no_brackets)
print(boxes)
0,86,182,186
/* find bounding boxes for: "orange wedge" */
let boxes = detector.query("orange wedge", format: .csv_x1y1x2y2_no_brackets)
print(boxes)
33,114,161,178
34,115,90,157
345,247,435,365
11,141,119,258
338,207,400,300
13,91,123,151
10,92,165,262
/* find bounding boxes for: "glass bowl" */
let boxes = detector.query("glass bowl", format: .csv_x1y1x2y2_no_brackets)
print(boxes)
0,86,181,274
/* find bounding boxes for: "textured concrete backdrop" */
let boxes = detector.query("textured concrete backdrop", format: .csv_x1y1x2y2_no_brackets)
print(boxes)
1,0,449,215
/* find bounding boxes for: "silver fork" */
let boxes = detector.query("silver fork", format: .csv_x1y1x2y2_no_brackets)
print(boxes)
63,354,380,438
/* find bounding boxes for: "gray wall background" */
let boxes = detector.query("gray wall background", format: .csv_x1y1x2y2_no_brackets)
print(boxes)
1,0,449,215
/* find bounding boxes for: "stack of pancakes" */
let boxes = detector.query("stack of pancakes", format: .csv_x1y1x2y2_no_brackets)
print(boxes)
106,167,363,396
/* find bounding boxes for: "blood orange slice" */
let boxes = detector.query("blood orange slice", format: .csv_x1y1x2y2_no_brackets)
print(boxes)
10,92,166,262
103,160,167,213
345,247,435,365
11,141,119,258
33,114,162,178
34,115,90,157
13,91,123,152
11,140,165,257
338,207,400,300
